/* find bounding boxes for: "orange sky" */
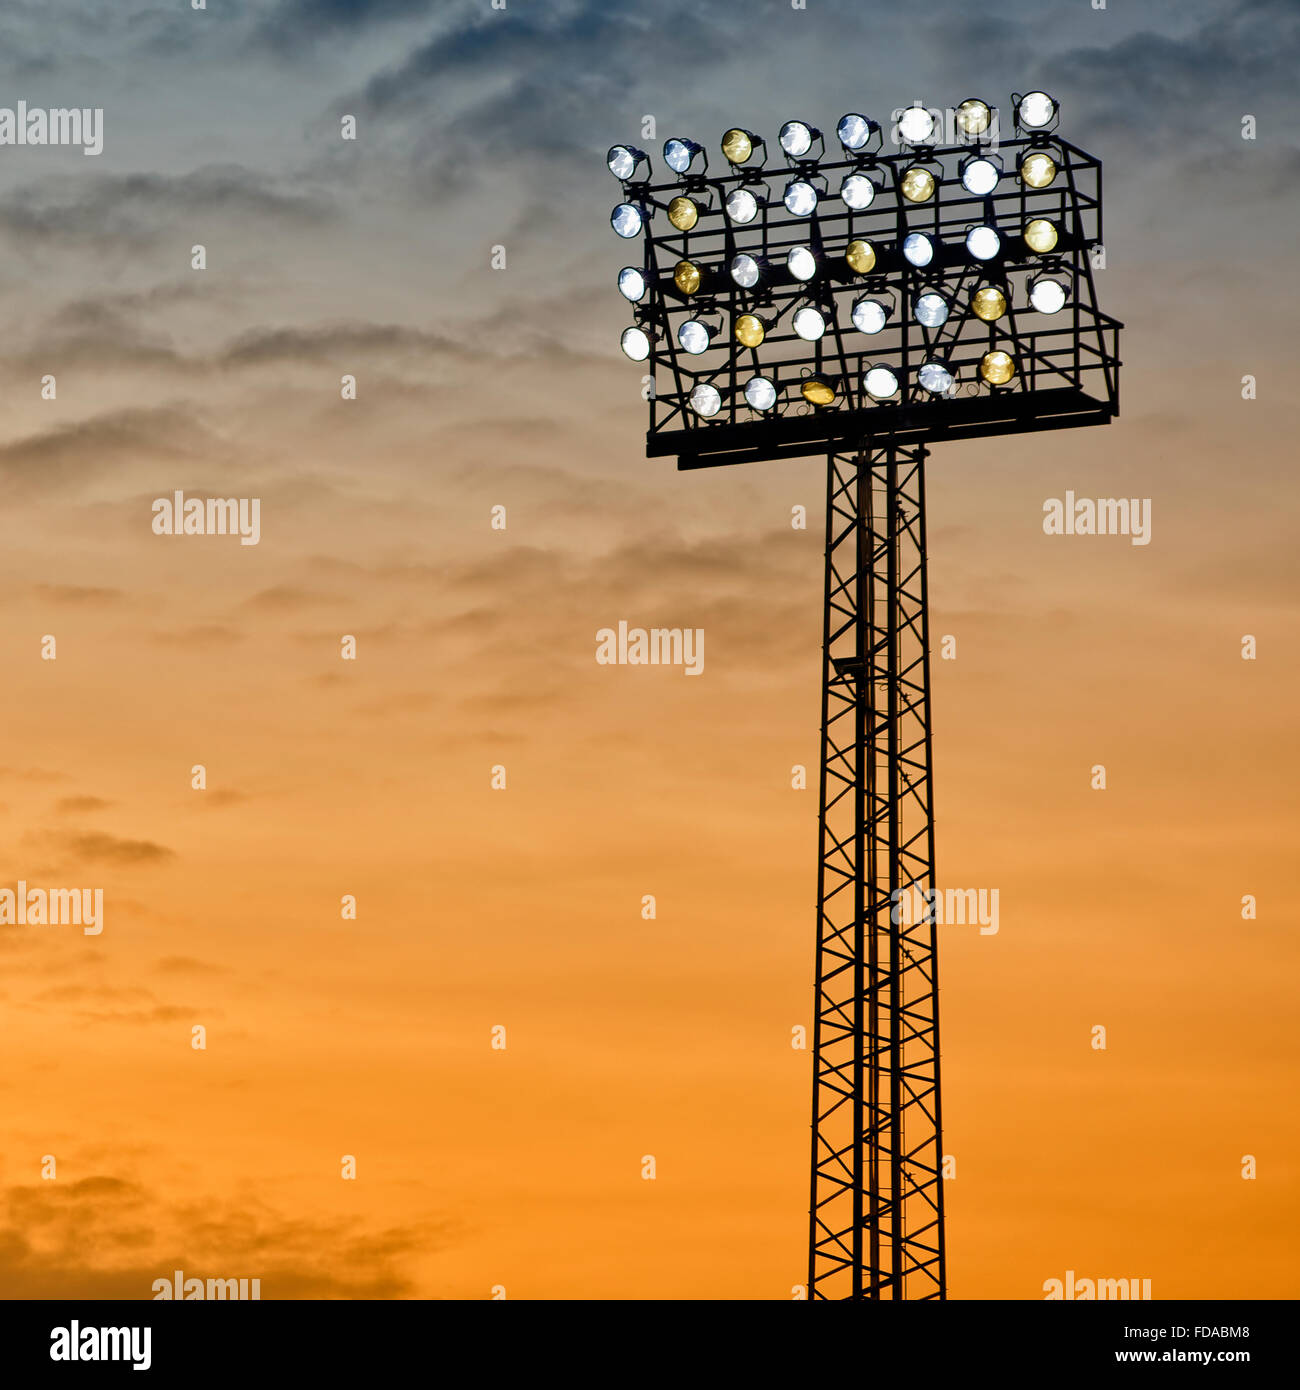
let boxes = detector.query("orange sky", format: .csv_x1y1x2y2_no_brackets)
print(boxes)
0,0,1297,1300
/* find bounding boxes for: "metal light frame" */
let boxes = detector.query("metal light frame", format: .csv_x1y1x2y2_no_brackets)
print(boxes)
610,105,1121,471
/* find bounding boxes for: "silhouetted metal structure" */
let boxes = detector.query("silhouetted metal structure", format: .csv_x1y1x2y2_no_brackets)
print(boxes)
809,442,943,1299
605,94,1121,1299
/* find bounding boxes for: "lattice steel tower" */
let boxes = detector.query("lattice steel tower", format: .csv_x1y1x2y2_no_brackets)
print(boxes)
808,443,942,1299
603,92,1121,1299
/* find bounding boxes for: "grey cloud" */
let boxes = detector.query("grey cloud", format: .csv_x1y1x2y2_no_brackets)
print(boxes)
0,407,226,502
0,1176,450,1299
255,0,432,54
218,321,458,368
1044,0,1300,148
20,828,176,868
54,796,114,814
0,166,333,255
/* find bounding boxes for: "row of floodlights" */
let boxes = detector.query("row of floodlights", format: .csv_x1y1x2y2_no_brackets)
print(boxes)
606,93,1060,183
616,218,1062,297
619,277,1066,363
609,149,1061,240
668,354,1021,421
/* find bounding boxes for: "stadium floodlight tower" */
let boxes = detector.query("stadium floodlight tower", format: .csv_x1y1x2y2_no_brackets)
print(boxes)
605,93,1121,1301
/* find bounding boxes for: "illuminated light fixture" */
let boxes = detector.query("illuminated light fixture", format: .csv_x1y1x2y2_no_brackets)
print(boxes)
900,166,936,202
863,366,899,400
780,120,820,158
955,98,992,137
607,144,647,180
793,306,827,341
784,179,818,216
966,225,1001,261
919,359,955,395
897,105,936,145
726,188,760,224
903,232,936,268
913,291,949,328
852,297,889,334
836,112,875,152
745,375,778,411
599,99,1126,1296
678,318,714,354
971,286,1008,322
845,239,877,274
668,195,700,231
787,245,818,281
980,349,1017,386
674,259,703,295
730,253,762,289
1017,91,1058,130
617,266,647,303
801,375,837,406
840,173,877,210
1024,218,1059,253
722,127,761,165
620,326,650,361
663,137,704,175
611,203,644,238
1021,151,1057,189
735,313,768,348
1029,276,1068,314
690,383,722,417
960,156,1000,196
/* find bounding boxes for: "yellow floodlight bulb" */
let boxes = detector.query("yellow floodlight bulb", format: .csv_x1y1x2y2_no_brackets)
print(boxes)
1024,218,1058,253
980,350,1016,385
972,287,1008,322
722,127,756,165
845,239,877,274
901,167,935,202
956,99,991,136
668,196,700,231
802,376,836,406
1021,151,1057,189
674,260,702,295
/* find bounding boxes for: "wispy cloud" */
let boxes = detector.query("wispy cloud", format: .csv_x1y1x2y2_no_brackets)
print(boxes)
19,829,176,868
0,1176,451,1299
53,796,114,815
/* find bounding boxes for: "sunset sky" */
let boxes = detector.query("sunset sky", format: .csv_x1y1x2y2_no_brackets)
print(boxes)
0,0,1296,1300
